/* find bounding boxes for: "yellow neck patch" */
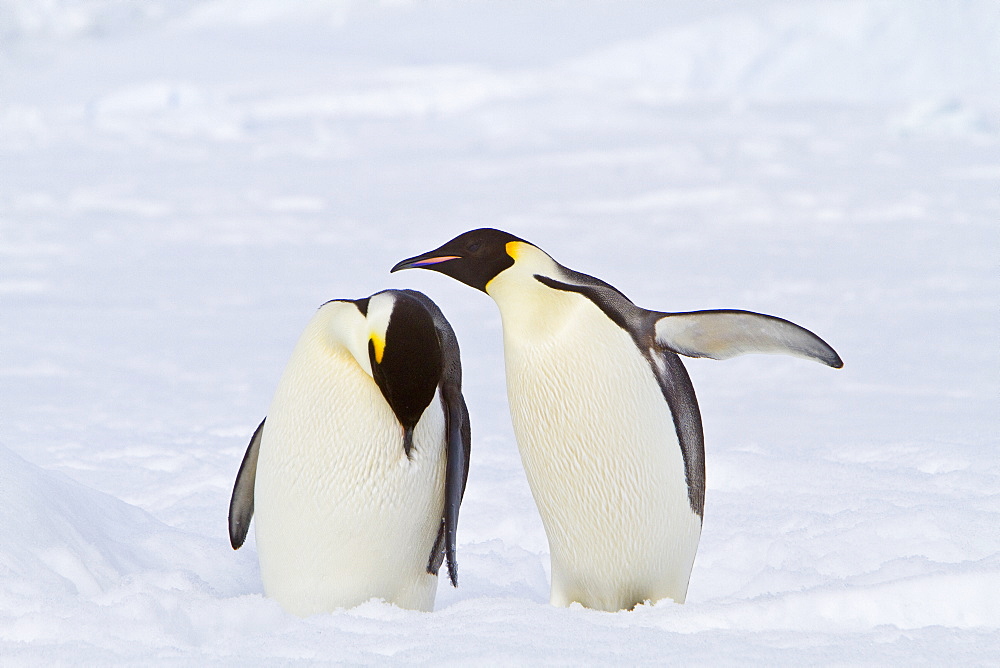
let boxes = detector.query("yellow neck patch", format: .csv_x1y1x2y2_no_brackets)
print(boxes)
370,332,386,364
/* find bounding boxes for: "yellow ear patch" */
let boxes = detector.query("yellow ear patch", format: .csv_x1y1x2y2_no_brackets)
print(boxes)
505,240,525,260
486,240,529,295
370,332,386,364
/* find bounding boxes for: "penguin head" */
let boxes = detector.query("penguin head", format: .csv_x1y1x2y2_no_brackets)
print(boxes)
368,292,444,456
322,291,444,456
391,228,532,293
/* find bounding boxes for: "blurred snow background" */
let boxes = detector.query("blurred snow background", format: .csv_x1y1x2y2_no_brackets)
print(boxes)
1,0,998,663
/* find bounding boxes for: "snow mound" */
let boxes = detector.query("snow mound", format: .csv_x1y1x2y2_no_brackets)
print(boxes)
0,443,250,611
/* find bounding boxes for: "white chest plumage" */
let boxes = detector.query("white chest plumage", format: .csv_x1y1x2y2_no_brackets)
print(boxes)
488,258,702,611
253,305,446,615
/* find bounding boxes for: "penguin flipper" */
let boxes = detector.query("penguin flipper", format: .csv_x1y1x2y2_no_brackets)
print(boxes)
439,390,471,586
228,417,264,549
645,347,706,517
654,310,843,368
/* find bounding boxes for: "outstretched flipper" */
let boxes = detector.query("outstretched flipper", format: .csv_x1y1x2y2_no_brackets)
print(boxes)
229,417,265,549
654,310,843,368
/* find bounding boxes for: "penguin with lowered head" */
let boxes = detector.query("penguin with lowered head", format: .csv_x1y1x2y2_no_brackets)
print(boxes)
229,289,470,615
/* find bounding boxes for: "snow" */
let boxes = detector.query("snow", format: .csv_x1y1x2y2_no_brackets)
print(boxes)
1,0,998,663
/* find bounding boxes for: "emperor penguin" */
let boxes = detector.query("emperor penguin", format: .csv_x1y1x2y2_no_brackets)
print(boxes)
228,289,471,615
392,229,842,612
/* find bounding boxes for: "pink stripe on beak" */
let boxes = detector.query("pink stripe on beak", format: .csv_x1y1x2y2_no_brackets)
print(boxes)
411,255,461,266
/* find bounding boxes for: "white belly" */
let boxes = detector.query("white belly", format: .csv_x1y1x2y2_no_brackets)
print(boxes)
500,294,702,611
254,335,446,615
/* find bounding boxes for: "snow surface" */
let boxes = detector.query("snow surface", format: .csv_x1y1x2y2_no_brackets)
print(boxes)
1,0,998,664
